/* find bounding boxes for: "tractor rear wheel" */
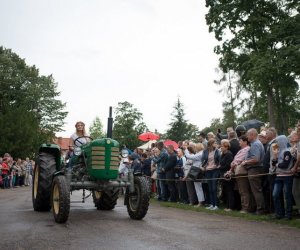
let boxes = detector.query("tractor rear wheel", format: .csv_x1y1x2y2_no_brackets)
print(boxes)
92,189,119,210
51,175,70,223
127,176,150,220
32,152,56,211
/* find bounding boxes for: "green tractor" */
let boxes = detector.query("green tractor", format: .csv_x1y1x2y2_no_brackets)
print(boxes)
32,109,150,223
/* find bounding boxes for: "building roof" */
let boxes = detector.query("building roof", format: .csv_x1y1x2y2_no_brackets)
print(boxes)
54,137,70,151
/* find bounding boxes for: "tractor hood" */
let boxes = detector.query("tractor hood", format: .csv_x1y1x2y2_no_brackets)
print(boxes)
82,138,120,180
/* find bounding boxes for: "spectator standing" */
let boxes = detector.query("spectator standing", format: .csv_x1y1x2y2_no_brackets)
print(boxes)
176,148,189,204
20,159,26,186
10,161,18,187
140,153,151,177
228,131,241,157
272,135,295,220
216,127,234,142
1,157,10,189
198,132,208,148
219,139,234,211
24,157,33,186
183,142,198,206
162,145,177,202
263,127,278,213
207,132,216,141
128,153,142,175
202,138,221,210
258,131,268,152
15,159,22,187
184,143,205,207
152,142,169,201
241,128,265,215
229,135,251,213
290,129,300,214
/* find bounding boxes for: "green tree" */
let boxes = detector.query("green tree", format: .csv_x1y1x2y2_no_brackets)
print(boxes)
201,118,223,137
112,101,148,150
165,98,197,141
89,116,105,139
0,47,68,158
205,0,300,133
214,68,239,128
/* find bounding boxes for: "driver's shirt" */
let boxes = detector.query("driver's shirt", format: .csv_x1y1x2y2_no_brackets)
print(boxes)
71,133,90,147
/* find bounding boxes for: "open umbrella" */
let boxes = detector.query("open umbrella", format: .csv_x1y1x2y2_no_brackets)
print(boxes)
138,132,160,142
163,140,179,150
240,119,265,130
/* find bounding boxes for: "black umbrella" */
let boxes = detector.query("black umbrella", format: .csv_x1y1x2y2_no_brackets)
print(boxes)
240,119,265,130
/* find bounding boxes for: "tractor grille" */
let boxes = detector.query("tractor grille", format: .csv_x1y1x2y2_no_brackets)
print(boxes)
91,146,120,170
110,147,120,170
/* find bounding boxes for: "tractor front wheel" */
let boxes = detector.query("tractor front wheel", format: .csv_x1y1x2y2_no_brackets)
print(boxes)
127,176,150,220
32,152,56,211
51,175,70,223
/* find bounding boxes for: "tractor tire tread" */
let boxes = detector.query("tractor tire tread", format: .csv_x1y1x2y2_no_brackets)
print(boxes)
32,152,56,211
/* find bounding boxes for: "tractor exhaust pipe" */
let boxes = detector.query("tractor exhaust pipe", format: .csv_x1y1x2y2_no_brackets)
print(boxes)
107,106,113,138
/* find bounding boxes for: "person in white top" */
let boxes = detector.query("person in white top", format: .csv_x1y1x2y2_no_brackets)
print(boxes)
70,121,91,148
184,143,205,207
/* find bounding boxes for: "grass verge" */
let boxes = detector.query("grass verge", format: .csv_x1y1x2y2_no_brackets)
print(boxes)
150,199,300,229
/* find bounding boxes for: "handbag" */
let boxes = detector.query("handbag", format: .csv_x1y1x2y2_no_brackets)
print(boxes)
235,164,247,176
187,166,203,180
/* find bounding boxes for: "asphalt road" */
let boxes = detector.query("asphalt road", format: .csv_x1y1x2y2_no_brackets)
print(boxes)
1,187,300,250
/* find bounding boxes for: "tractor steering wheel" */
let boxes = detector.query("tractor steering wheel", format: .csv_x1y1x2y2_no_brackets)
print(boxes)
73,136,93,147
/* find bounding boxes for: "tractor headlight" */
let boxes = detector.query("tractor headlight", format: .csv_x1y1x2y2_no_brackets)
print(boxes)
74,147,82,156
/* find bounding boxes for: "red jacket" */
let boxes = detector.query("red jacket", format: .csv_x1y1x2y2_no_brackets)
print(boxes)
1,162,9,175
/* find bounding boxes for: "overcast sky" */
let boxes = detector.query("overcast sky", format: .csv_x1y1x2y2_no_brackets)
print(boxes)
0,0,224,137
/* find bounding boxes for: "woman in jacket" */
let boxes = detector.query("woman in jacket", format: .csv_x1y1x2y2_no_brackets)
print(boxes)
202,138,221,210
272,135,295,220
185,143,205,207
182,142,198,205
219,139,234,211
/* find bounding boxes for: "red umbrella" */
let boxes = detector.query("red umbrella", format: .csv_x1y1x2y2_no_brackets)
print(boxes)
163,140,179,150
138,132,160,142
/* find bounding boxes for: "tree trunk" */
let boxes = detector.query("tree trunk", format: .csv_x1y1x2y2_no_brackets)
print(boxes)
267,87,276,127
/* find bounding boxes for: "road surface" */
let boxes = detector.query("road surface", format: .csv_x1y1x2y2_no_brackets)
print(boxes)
1,187,300,250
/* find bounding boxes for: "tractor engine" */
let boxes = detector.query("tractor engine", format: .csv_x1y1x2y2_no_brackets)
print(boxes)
71,160,89,182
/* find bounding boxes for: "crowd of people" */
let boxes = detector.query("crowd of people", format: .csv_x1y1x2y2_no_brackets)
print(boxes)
2,119,300,221
121,121,300,220
0,153,34,189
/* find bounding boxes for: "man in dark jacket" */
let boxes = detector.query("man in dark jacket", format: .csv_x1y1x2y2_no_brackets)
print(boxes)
162,145,178,202
141,153,151,177
153,142,169,201
128,153,142,175
262,127,278,213
228,131,241,157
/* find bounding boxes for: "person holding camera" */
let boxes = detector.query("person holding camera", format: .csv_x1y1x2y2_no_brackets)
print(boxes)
272,135,295,220
184,143,205,207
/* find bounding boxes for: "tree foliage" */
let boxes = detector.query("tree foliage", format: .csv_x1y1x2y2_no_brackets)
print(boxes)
201,118,223,137
206,0,300,133
89,116,105,139
0,47,68,158
165,98,199,141
112,101,147,150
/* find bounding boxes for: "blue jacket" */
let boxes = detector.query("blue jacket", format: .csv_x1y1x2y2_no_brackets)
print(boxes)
153,149,169,174
175,157,185,178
